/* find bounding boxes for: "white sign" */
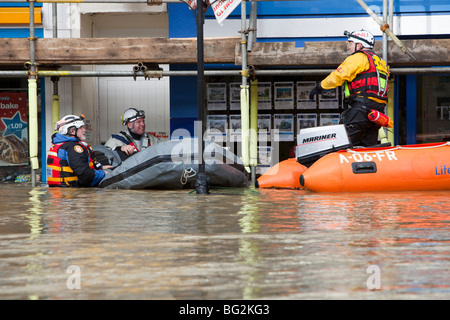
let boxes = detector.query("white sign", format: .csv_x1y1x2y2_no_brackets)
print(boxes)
211,0,242,25
183,0,197,9
182,0,241,25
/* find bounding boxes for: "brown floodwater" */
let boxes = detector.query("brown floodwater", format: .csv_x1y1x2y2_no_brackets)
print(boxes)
0,183,449,300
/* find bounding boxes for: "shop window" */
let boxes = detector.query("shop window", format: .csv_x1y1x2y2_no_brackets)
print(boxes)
417,75,450,143
204,74,344,175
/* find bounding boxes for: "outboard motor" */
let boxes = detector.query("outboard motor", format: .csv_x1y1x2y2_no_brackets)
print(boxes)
295,124,352,167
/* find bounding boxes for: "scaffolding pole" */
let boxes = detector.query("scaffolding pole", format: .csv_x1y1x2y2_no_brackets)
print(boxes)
356,0,416,61
247,0,257,52
249,79,258,184
194,0,208,194
51,2,60,131
28,0,39,187
382,0,388,61
240,0,251,180
379,0,392,146
2,67,450,79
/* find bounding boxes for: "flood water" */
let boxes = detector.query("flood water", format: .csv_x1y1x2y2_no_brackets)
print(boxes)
0,183,449,300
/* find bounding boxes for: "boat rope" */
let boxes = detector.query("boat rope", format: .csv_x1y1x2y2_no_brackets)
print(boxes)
180,165,197,185
395,142,450,150
346,142,450,154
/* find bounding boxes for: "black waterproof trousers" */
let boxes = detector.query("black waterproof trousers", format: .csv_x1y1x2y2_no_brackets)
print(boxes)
340,100,385,147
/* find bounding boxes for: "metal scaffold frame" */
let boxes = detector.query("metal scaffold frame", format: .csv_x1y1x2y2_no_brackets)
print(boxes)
0,0,447,188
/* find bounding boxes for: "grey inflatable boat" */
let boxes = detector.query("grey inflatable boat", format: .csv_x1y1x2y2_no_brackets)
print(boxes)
94,138,249,190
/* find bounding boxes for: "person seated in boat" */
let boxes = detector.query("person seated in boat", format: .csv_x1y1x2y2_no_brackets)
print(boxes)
47,114,111,187
309,29,389,147
104,108,160,161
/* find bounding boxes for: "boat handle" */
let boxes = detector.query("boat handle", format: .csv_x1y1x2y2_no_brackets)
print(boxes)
352,161,377,174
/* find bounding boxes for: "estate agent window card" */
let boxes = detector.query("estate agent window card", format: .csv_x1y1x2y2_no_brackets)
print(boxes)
207,83,227,111
297,113,317,134
229,83,241,111
206,115,227,141
319,88,339,109
257,114,271,142
274,114,294,141
229,114,242,142
257,146,272,175
320,113,340,126
297,81,317,109
274,82,294,110
257,82,272,110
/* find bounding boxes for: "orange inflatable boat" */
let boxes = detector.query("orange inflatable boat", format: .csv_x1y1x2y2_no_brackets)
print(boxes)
300,142,450,192
256,158,307,189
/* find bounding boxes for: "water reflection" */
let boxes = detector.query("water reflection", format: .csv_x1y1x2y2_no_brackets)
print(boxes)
237,191,261,233
0,184,448,299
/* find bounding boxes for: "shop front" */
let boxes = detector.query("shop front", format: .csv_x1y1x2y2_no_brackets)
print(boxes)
417,75,450,144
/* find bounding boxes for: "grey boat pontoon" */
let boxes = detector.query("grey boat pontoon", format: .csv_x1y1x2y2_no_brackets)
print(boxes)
94,138,249,190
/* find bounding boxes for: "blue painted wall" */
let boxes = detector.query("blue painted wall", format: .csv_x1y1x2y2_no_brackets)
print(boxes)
168,3,198,137
405,75,417,145
0,28,43,38
0,2,42,7
0,2,44,38
205,0,450,18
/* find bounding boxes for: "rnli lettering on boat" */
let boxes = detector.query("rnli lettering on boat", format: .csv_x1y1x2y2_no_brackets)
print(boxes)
302,133,336,144
436,165,450,176
339,150,398,163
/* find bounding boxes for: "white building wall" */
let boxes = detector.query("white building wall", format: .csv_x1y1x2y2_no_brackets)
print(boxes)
42,3,169,148
204,14,450,39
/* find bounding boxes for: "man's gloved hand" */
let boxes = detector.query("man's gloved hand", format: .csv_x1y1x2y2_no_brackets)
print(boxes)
309,83,324,101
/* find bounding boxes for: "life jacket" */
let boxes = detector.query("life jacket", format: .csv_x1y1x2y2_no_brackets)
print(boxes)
344,49,389,103
111,131,151,152
46,141,95,187
79,141,103,170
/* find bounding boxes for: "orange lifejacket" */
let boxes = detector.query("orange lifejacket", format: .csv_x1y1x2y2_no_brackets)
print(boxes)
79,141,103,170
345,49,389,103
46,141,95,187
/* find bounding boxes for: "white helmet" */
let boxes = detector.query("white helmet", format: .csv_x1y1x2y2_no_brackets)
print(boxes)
121,108,145,126
345,30,374,48
55,114,85,135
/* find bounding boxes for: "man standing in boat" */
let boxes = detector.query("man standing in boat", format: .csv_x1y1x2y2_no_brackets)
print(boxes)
105,108,160,161
309,30,389,147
